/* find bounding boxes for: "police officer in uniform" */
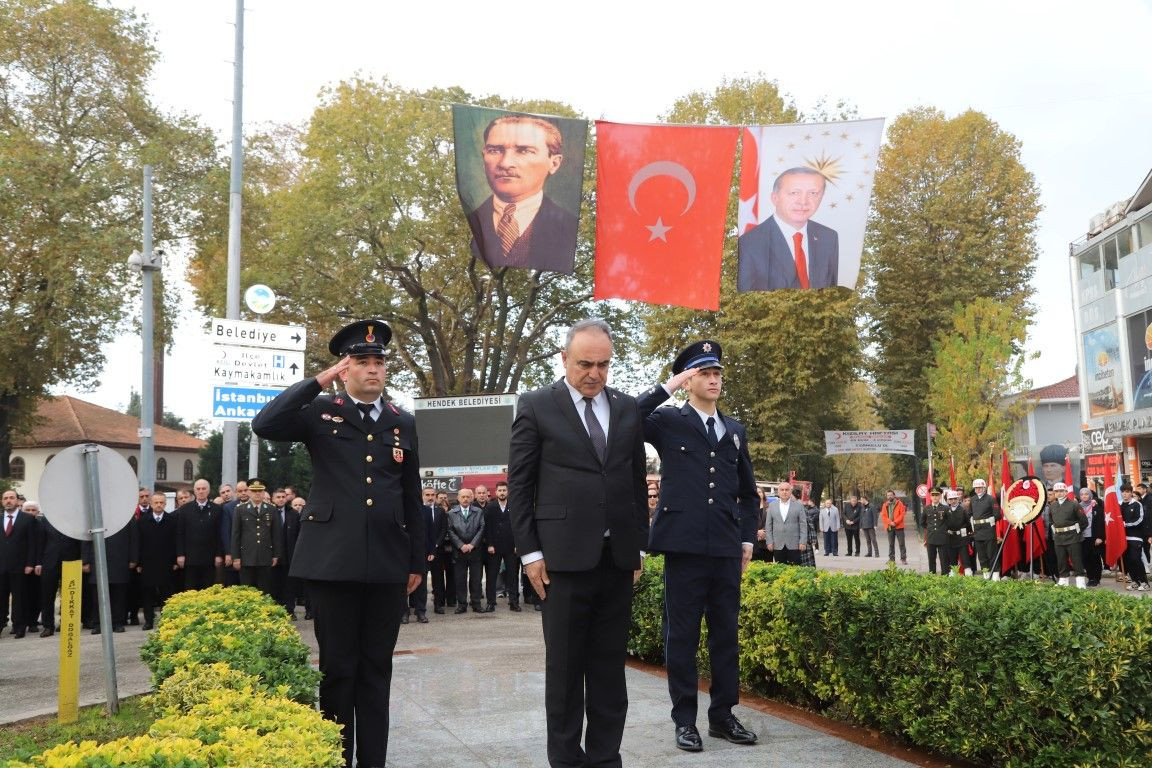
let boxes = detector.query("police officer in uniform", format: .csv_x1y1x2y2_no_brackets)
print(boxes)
969,479,1001,579
230,479,283,598
920,487,950,574
1048,482,1089,588
636,340,760,752
252,319,424,768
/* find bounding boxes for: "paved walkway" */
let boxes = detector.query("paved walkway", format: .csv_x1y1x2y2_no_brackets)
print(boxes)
1,543,1137,765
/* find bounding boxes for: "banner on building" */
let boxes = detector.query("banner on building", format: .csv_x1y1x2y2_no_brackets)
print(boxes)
1082,325,1125,418
453,105,587,274
737,118,884,293
824,429,915,456
593,121,738,310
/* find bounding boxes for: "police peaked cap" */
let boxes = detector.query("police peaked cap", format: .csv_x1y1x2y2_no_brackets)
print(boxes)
672,340,723,375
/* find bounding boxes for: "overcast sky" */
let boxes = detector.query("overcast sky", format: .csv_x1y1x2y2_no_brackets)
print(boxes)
61,0,1152,426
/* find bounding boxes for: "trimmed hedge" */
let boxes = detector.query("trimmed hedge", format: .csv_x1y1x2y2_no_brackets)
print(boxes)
629,558,1152,768
140,585,320,705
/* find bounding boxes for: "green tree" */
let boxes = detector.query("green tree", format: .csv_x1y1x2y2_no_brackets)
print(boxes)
865,108,1041,477
187,79,639,398
0,0,218,476
197,423,312,496
926,298,1031,487
644,77,863,478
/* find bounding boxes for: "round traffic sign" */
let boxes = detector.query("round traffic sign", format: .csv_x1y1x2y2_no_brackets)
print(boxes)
38,444,139,540
244,284,276,314
916,483,929,499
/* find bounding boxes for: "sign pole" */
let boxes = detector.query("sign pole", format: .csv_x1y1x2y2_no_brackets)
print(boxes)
82,444,120,715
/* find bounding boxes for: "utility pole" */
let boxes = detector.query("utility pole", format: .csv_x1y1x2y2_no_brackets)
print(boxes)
131,165,161,494
221,0,245,486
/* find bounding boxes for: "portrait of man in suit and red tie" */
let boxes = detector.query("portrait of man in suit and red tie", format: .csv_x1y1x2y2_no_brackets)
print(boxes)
737,166,839,291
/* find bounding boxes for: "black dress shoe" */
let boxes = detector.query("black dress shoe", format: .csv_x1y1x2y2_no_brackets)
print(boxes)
708,715,757,744
113,626,126,633
534,603,543,612
91,627,101,635
454,606,468,614
434,606,445,614
417,614,429,623
400,613,410,624
142,623,153,631
485,604,496,613
676,725,703,752
304,611,313,620
509,603,522,612
12,629,25,639
40,627,55,638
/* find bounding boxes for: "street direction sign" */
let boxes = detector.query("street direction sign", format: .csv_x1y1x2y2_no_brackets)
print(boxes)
212,386,283,421
213,345,304,386
210,317,305,351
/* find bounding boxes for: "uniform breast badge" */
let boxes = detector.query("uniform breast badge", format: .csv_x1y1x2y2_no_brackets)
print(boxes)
392,447,404,463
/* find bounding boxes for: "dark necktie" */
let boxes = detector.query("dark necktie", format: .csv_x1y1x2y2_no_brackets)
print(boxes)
4,513,12,537
498,203,519,254
357,402,376,426
706,416,718,446
583,397,607,462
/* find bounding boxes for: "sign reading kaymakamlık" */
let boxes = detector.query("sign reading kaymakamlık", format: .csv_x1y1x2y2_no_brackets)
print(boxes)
824,430,916,456
213,346,305,386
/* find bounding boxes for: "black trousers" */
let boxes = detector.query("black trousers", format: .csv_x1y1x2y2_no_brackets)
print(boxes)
183,564,217,591
769,547,800,565
1124,541,1148,585
485,551,520,605
309,579,405,768
541,547,632,768
663,554,741,727
1,571,26,632
974,538,999,573
428,550,452,608
239,565,276,597
844,527,860,555
950,538,973,572
408,559,429,616
40,565,62,630
926,543,950,574
1083,540,1103,583
141,581,173,625
23,571,40,627
454,549,484,608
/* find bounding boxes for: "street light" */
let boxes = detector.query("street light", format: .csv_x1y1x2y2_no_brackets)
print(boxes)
127,166,162,494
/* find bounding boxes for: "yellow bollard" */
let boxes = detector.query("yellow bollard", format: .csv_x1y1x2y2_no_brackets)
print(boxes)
57,560,82,724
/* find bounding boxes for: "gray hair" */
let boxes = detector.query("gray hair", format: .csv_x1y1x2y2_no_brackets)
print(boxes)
21,500,39,510
564,319,613,351
772,166,826,193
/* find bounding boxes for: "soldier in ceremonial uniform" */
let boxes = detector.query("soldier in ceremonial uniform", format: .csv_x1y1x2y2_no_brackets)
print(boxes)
968,479,1001,579
944,489,974,575
252,319,424,768
1048,482,1089,588
920,487,950,575
230,479,283,597
636,340,760,752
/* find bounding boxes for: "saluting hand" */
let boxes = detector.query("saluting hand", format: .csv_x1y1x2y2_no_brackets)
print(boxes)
663,366,702,394
316,357,351,389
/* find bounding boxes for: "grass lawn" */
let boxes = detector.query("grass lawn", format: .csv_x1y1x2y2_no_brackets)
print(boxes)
0,696,153,764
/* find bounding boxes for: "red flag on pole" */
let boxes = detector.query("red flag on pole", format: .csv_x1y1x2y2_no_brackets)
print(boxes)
737,128,759,236
949,455,957,490
1103,461,1127,568
1027,457,1036,477
593,122,738,310
1001,449,1012,491
1064,456,1074,490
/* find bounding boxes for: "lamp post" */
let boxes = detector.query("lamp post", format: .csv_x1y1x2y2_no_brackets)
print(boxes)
128,165,162,494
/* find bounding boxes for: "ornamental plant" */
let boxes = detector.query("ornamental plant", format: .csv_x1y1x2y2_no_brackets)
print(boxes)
139,585,319,706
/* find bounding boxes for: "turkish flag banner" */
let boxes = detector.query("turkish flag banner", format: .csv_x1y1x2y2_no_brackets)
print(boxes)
594,121,738,310
1103,462,1127,568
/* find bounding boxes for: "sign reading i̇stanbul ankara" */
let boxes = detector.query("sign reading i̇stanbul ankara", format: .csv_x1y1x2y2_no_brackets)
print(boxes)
451,105,884,310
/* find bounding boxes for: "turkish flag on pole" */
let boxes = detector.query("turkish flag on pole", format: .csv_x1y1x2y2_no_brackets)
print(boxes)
1028,457,1036,476
594,122,739,310
949,455,957,490
1001,449,1012,491
1064,456,1074,491
737,128,759,235
1103,461,1127,568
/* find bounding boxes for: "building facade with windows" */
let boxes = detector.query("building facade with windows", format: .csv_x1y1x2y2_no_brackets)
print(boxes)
1071,168,1152,484
8,396,205,497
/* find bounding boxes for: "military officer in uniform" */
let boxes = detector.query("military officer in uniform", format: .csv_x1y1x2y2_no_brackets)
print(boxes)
920,488,950,575
1048,482,1089,588
230,479,283,598
968,479,1001,580
252,319,424,768
636,340,760,752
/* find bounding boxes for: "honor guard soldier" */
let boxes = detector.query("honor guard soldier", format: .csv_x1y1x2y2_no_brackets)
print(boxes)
921,487,950,575
1048,482,1089,588
252,319,424,768
969,479,1001,579
944,489,974,575
230,478,283,598
636,340,760,752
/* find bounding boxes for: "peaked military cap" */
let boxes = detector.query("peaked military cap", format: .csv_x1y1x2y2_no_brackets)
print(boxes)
328,319,391,357
672,339,723,375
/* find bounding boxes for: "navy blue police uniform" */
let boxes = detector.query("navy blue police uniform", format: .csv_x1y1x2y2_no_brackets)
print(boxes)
635,340,760,750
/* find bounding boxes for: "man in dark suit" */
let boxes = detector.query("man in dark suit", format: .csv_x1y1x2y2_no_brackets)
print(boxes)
136,492,178,630
508,318,649,768
421,487,449,616
737,167,839,291
637,340,760,751
1,489,35,637
175,479,223,590
273,487,301,618
33,503,84,637
83,518,138,634
252,318,424,768
484,481,520,611
466,114,578,274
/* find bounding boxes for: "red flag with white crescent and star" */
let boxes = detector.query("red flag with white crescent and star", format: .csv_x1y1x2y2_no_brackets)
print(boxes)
1103,461,1126,568
737,127,759,235
593,121,738,310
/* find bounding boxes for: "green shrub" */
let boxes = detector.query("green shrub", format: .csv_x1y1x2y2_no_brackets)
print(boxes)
630,560,1152,768
139,586,319,706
